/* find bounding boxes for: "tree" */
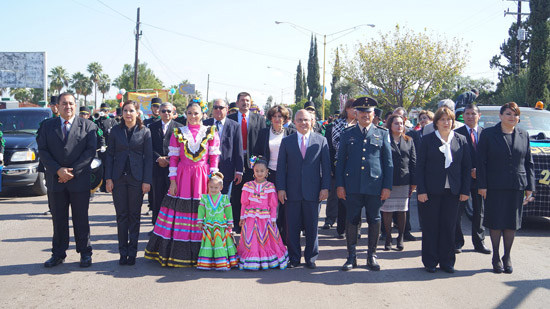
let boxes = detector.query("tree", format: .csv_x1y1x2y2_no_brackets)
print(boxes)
81,77,93,107
295,61,306,103
427,76,495,107
307,35,321,109
98,73,111,102
10,88,32,103
489,19,531,80
341,25,468,111
491,69,530,106
49,66,70,95
71,72,86,102
329,48,342,115
87,62,103,107
264,95,274,115
112,62,163,91
526,0,550,106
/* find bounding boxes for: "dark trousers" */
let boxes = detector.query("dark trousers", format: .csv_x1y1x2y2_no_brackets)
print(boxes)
325,176,338,225
337,198,347,235
98,152,107,192
419,190,460,268
50,189,92,258
285,200,320,264
344,193,382,225
455,188,485,249
151,169,169,225
267,169,287,244
231,164,254,233
112,174,144,258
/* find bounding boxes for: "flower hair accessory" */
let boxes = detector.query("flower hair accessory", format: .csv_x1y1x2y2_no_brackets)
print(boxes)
207,172,214,179
192,97,208,113
249,156,258,166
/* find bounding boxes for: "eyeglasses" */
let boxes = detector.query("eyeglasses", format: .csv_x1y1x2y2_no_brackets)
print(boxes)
161,110,172,113
212,106,225,110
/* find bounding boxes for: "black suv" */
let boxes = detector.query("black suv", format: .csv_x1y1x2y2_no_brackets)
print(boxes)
0,107,52,195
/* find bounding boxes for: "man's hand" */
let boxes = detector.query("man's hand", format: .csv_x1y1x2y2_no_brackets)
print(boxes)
57,167,74,183
234,173,243,185
142,183,151,194
381,188,391,201
337,187,346,200
418,193,428,203
278,190,287,204
106,179,114,193
319,189,328,201
478,189,487,199
471,168,477,179
459,194,469,202
409,185,417,198
158,157,169,168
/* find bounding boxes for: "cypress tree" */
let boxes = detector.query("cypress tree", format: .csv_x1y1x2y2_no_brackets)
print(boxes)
307,35,321,104
330,48,342,115
526,0,550,105
302,69,307,101
295,60,305,103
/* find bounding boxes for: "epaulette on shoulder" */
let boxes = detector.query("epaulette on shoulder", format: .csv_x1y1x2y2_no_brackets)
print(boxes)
375,125,388,131
342,125,355,132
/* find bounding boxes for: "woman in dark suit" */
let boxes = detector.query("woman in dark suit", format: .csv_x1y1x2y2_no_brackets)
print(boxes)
477,102,535,274
253,105,295,242
381,114,416,251
417,107,471,273
105,100,153,265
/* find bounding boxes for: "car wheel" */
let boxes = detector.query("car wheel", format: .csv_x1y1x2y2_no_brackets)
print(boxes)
31,172,47,196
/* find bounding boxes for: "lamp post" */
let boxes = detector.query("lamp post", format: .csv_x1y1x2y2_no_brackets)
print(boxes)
275,21,375,120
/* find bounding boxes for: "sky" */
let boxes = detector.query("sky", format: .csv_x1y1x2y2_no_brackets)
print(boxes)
1,0,530,109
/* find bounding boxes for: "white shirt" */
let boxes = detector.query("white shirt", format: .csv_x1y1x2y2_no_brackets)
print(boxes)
268,130,284,171
60,115,76,133
297,130,311,149
162,119,172,135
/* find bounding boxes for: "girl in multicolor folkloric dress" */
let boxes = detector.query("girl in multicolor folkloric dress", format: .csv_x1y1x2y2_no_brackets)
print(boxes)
145,100,220,267
238,156,288,270
196,172,238,270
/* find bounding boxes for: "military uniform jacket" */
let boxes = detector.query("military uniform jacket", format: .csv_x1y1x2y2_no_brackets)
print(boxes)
335,124,393,195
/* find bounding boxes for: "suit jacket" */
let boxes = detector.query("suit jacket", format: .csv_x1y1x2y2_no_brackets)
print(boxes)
335,125,393,195
253,126,296,165
416,131,471,196
276,132,331,202
105,124,153,184
455,125,483,189
228,112,266,168
149,120,178,177
477,122,535,191
203,117,244,180
37,117,97,192
406,127,424,153
390,135,416,186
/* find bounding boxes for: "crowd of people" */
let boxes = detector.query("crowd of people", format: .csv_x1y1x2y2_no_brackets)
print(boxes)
37,91,535,275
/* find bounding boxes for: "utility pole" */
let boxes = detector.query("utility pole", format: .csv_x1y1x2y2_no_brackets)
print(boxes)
133,7,142,90
505,1,530,77
206,74,210,103
321,34,327,120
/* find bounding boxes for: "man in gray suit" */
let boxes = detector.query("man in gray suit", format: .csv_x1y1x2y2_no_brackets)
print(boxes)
276,110,331,269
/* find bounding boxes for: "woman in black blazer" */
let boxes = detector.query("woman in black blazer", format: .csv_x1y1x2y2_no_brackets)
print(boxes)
105,100,153,265
416,107,471,273
477,102,535,274
381,115,416,251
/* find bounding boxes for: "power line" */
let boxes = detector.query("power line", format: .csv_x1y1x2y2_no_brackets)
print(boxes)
95,0,134,23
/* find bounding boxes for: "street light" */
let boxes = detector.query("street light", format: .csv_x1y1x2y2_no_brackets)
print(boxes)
275,21,375,120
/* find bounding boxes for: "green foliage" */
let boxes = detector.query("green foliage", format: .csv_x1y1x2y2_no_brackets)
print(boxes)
526,0,550,106
112,62,164,91
491,69,529,106
307,35,321,106
104,99,120,110
264,95,274,115
427,76,495,107
341,24,468,111
329,48,341,115
81,77,93,107
489,19,531,80
49,66,70,95
9,88,31,103
295,61,306,103
98,73,111,101
71,72,86,101
87,62,103,104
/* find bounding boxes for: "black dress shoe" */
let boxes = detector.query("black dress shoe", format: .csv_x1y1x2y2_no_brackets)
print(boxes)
336,233,345,239
287,261,300,269
306,262,316,269
441,266,455,273
404,232,417,241
322,222,332,230
474,245,492,254
44,256,64,268
502,255,513,274
80,255,92,268
119,256,128,265
425,266,436,273
455,248,462,254
367,255,380,271
127,256,136,266
342,258,357,271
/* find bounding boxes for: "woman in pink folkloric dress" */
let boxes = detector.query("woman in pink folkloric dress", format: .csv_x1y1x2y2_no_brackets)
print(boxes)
145,101,220,267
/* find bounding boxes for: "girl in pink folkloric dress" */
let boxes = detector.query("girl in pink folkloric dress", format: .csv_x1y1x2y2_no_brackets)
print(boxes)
238,157,288,270
145,100,220,267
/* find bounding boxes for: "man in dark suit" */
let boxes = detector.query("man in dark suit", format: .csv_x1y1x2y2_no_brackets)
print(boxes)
454,104,491,254
203,99,243,194
149,102,179,227
227,92,266,233
276,110,331,269
37,93,97,268
336,97,393,271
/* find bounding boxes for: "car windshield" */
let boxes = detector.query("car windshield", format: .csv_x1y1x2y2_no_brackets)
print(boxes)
0,110,51,133
478,109,550,138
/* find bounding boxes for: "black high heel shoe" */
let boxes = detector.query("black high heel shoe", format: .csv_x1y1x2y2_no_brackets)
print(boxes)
384,235,392,251
492,257,503,274
502,255,513,274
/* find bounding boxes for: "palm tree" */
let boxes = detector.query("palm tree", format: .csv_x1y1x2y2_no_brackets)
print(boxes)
81,77,93,107
98,73,111,102
9,88,32,103
87,62,103,107
71,72,86,102
49,66,70,95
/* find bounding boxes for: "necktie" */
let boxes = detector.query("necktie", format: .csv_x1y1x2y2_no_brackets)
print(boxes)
241,114,248,150
470,128,477,150
362,127,367,136
301,136,307,158
216,120,221,132
162,123,166,135
62,120,69,140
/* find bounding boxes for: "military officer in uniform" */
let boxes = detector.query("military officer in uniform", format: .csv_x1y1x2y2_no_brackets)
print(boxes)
144,98,162,127
336,97,393,271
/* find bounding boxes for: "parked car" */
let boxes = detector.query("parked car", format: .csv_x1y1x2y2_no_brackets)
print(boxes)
458,106,550,218
0,108,52,195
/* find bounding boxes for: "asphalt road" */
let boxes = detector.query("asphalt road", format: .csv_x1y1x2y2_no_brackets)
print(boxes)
1,190,549,309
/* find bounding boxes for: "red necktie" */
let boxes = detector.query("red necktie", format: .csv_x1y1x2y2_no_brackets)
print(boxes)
470,129,476,150
241,114,248,150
